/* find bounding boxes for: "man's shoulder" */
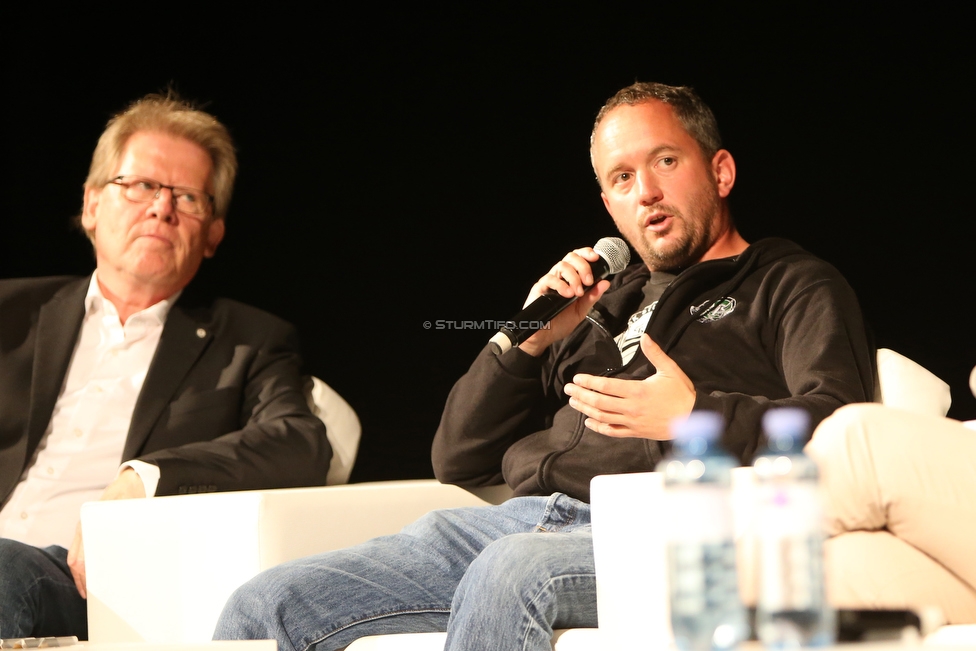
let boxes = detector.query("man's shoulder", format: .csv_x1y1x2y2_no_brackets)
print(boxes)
738,239,862,317
210,298,294,328
172,294,297,339
0,275,85,309
745,238,848,281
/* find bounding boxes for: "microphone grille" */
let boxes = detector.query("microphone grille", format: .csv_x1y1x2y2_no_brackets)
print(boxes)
594,237,631,274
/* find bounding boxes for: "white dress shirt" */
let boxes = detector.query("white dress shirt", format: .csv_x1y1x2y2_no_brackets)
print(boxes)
0,274,177,548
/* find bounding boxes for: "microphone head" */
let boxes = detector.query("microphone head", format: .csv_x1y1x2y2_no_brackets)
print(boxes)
594,237,631,274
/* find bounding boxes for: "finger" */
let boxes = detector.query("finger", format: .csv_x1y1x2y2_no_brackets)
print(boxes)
73,560,87,599
547,259,589,297
576,278,611,311
640,334,683,376
67,524,87,598
568,391,623,422
565,382,621,411
526,246,607,307
561,248,601,287
570,372,637,399
566,380,639,425
547,249,601,295
527,265,581,304
583,417,634,438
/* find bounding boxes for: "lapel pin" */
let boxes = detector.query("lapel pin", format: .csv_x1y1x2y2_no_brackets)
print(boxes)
196,328,207,339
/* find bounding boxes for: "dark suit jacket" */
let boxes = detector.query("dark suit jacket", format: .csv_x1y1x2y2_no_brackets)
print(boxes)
0,276,331,506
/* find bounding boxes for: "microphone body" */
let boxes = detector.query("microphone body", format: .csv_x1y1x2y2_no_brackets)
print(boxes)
489,237,630,355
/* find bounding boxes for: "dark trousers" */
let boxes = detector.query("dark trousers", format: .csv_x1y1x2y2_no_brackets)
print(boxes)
0,540,87,638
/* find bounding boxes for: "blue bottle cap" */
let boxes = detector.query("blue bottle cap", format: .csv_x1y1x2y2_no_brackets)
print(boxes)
671,410,723,442
762,407,811,450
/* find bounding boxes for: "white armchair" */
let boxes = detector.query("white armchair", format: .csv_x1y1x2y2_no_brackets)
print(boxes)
307,376,360,485
83,376,512,643
83,480,512,643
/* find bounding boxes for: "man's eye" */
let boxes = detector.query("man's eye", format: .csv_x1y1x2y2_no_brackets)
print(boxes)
177,192,199,204
134,181,156,191
614,173,631,184
660,157,676,167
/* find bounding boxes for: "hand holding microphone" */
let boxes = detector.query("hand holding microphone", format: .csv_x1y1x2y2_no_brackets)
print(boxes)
489,237,630,355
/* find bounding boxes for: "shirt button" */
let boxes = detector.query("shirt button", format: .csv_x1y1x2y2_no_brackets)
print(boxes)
74,428,84,438
46,467,55,475
20,512,28,520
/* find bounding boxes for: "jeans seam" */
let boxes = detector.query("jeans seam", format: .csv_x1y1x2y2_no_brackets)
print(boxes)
7,568,80,636
535,493,580,533
303,607,452,651
519,572,595,651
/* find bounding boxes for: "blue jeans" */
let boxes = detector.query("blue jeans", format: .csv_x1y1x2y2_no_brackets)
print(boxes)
0,539,88,638
214,493,597,651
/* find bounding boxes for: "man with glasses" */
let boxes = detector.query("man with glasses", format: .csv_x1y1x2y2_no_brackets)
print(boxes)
0,93,331,638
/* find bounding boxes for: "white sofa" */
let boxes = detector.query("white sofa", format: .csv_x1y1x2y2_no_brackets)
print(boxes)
83,349,964,647
83,480,513,642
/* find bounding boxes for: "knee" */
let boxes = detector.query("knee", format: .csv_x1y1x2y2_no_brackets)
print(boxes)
807,403,886,462
0,539,48,591
0,537,32,565
452,531,597,631
0,537,21,564
466,531,594,593
215,565,294,638
473,533,547,579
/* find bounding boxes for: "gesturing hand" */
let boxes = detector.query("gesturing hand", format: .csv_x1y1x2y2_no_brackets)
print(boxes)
563,334,695,439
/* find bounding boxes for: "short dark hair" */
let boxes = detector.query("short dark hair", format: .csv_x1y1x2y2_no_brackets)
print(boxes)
591,82,722,159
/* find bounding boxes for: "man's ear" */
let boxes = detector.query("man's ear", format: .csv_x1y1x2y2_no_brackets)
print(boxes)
204,218,225,258
81,186,100,232
711,149,736,198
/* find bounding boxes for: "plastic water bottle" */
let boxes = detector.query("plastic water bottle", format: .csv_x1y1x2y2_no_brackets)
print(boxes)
754,407,835,648
659,411,748,651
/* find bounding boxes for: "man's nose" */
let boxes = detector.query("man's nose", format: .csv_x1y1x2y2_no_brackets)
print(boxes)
636,169,663,206
148,187,177,221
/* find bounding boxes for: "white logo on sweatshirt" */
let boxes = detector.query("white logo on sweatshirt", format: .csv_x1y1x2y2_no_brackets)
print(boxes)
690,297,736,323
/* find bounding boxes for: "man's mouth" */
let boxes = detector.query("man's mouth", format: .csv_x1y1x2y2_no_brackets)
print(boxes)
643,213,673,233
135,231,174,247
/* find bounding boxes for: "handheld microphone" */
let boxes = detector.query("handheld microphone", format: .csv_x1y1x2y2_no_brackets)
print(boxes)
489,237,630,355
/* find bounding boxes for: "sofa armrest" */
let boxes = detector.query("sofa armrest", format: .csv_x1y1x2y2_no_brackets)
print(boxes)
875,348,951,417
82,480,503,644
589,468,758,650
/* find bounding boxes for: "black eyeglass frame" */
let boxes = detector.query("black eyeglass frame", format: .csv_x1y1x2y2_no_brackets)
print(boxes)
107,175,215,216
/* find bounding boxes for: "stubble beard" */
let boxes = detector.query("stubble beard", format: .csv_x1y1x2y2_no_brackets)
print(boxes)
630,183,722,273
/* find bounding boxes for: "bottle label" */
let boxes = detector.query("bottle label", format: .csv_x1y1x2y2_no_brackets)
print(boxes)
665,485,747,649
756,483,826,610
664,485,735,544
669,540,739,616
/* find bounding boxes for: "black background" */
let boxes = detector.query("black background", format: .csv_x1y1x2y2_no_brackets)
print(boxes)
4,7,973,482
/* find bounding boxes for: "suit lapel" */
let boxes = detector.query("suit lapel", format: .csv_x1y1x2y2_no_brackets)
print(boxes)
123,303,212,460
26,279,88,454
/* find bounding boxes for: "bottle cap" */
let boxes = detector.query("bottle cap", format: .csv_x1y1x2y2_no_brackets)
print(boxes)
671,410,723,443
762,407,811,451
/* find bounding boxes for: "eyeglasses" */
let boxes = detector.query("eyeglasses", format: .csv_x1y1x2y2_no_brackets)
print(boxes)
107,175,214,216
